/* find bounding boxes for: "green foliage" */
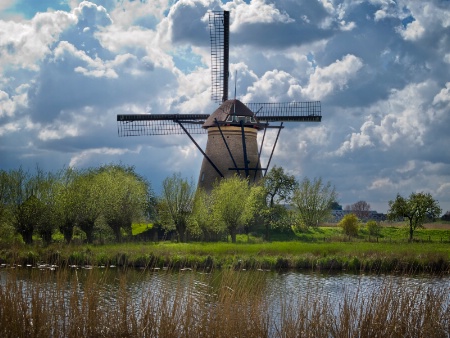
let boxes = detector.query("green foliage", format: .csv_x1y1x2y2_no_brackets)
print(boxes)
338,213,360,237
292,177,337,228
188,188,224,241
259,166,298,240
97,164,150,242
366,220,381,236
210,176,253,243
388,192,442,241
158,173,195,242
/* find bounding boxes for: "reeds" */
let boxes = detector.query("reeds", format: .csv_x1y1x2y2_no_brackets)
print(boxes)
0,267,449,337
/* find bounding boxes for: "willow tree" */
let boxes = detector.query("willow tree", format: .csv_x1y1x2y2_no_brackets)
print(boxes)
5,168,45,244
97,164,149,242
188,188,220,241
158,173,195,242
211,176,254,243
52,167,83,243
292,177,337,228
388,192,441,242
73,169,104,243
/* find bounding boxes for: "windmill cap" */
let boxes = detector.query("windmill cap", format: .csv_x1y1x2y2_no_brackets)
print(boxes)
202,99,262,129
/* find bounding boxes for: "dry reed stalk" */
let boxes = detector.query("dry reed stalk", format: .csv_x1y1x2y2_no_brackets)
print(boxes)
0,268,449,337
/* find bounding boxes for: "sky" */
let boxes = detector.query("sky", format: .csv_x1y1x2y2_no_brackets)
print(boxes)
1,0,449,214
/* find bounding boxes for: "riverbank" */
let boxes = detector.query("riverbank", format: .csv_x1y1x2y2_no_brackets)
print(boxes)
1,240,449,273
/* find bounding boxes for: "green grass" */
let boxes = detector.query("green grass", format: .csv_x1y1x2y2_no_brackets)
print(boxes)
131,222,153,236
2,239,448,273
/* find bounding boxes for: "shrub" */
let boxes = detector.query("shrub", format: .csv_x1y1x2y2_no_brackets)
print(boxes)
338,213,359,237
367,220,381,236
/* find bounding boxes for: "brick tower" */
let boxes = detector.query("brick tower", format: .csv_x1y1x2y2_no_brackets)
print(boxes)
197,99,264,191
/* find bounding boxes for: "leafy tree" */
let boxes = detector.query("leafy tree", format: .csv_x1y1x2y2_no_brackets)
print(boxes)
211,176,253,243
98,164,150,242
441,211,450,222
52,167,82,243
291,177,337,228
0,170,10,226
330,201,343,210
347,200,371,220
73,169,103,243
6,168,42,244
158,173,195,242
33,168,58,245
366,220,381,236
188,188,222,241
259,166,298,240
339,213,359,237
388,192,442,242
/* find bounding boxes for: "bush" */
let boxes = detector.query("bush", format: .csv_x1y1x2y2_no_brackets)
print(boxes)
366,220,381,236
338,213,359,237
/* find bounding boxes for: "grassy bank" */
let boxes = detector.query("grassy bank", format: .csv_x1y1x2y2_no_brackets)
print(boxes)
0,268,448,337
1,240,449,273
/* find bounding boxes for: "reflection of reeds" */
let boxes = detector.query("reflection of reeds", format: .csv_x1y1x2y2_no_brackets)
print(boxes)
0,268,449,337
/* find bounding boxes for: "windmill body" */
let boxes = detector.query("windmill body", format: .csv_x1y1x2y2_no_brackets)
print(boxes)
198,99,263,191
116,10,322,190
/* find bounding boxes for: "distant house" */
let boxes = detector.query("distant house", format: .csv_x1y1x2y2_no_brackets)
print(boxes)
330,210,387,223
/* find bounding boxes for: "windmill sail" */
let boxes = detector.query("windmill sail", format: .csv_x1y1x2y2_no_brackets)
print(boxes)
209,11,229,103
245,101,322,122
117,114,209,136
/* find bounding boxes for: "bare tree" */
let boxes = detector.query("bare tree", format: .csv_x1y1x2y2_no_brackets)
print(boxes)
350,200,371,220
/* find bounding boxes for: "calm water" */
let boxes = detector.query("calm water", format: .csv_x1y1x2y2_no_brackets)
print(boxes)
1,266,449,309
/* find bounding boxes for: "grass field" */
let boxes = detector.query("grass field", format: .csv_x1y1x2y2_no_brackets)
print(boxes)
1,222,449,273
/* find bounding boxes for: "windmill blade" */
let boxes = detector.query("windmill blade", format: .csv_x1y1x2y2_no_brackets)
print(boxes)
117,114,209,136
245,101,322,122
209,10,229,103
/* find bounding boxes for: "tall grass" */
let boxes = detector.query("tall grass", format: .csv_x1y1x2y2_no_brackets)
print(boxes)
0,268,448,337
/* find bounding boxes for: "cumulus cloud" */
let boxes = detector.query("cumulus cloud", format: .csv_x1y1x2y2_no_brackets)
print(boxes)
0,10,77,72
0,0,449,214
303,54,363,100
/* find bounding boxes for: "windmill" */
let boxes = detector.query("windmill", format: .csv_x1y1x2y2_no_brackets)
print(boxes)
117,10,321,192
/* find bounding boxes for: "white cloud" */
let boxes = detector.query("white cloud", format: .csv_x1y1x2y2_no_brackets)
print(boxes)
397,20,425,41
225,0,294,31
1,0,450,214
0,10,77,72
302,54,363,100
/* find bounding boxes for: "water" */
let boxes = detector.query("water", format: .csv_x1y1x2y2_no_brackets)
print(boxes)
2,266,448,308
1,266,449,334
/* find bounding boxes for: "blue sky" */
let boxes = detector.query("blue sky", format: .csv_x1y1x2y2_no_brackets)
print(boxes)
1,0,450,214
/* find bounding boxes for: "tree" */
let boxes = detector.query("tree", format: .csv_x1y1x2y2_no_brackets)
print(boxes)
158,173,195,242
388,192,442,242
441,211,450,221
291,177,337,228
188,188,222,241
33,168,58,245
339,213,359,237
73,169,103,243
259,166,298,240
211,176,252,243
6,168,43,244
98,164,150,242
52,167,83,243
348,200,371,220
366,220,381,236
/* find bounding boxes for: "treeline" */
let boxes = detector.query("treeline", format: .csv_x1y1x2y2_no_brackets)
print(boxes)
0,165,151,245
0,165,338,245
0,164,445,245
